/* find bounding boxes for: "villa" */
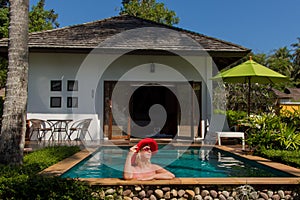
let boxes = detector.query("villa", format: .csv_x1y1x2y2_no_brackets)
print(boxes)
0,15,250,141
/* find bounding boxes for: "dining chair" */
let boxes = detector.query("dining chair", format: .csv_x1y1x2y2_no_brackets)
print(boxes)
29,119,53,141
68,118,93,140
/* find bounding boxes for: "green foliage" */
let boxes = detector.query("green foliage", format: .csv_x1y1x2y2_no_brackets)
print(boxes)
225,110,247,128
29,0,59,32
252,53,268,66
0,6,8,38
242,113,279,150
213,110,247,128
291,38,300,67
241,112,300,151
280,109,300,131
0,175,93,199
290,38,300,87
223,83,277,115
268,47,292,75
0,146,80,176
0,0,59,38
257,147,300,169
120,0,179,26
23,145,80,171
260,39,300,89
276,124,300,150
0,57,7,88
0,146,95,199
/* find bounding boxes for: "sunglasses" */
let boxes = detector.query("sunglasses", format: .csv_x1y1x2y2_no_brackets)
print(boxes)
141,146,152,152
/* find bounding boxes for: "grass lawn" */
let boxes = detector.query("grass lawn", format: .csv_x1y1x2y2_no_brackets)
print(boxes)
0,145,95,199
257,148,300,169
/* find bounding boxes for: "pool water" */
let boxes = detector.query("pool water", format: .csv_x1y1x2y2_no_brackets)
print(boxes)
61,146,293,178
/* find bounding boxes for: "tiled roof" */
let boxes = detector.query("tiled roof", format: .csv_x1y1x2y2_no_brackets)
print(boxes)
273,88,300,101
285,88,300,95
272,88,291,99
0,15,250,68
284,88,300,101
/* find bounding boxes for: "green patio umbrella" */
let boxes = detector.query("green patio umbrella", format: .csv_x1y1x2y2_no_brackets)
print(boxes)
212,57,288,115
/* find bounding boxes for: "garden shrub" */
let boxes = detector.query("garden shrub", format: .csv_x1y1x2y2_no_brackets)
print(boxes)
276,123,300,150
213,109,247,129
225,110,247,128
280,109,300,132
0,176,93,200
242,112,300,151
0,145,95,199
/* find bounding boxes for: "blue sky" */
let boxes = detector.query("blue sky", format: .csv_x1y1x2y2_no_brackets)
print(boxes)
30,0,300,54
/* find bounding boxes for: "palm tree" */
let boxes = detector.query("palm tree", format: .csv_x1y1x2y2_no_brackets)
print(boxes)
291,38,300,86
0,0,29,165
268,47,293,76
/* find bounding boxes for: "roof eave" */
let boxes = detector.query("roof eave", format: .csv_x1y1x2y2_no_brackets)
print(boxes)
0,46,250,70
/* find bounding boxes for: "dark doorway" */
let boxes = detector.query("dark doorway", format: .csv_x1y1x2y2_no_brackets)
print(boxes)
129,85,179,138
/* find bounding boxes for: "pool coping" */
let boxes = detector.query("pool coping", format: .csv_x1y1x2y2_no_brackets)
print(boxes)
40,144,300,185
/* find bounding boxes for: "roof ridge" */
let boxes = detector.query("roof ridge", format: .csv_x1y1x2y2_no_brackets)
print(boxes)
0,15,129,39
29,15,248,51
118,15,249,51
173,26,249,51
28,15,122,36
0,15,249,52
28,15,170,36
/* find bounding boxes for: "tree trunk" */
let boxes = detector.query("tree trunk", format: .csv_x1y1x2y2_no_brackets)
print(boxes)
0,0,29,165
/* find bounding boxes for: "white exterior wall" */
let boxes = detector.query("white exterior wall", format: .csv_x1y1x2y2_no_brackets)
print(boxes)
27,52,214,140
27,53,101,140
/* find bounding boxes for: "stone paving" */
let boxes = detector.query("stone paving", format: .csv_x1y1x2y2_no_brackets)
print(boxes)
91,185,300,200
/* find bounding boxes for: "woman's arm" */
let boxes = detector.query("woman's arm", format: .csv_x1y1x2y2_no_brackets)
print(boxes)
123,146,137,180
154,165,175,179
137,164,175,180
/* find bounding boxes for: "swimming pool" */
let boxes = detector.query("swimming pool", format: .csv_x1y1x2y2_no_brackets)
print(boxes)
61,146,294,178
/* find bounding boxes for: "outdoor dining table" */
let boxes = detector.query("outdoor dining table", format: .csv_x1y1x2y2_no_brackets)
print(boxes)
47,119,73,140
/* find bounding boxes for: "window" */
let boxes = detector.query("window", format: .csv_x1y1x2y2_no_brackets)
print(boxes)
50,97,61,108
67,97,78,108
50,80,79,108
51,80,62,91
67,80,78,91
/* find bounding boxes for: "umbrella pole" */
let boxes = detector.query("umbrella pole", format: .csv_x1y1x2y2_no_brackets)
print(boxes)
248,77,251,116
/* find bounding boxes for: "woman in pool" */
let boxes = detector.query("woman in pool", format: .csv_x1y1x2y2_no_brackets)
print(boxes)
123,138,175,180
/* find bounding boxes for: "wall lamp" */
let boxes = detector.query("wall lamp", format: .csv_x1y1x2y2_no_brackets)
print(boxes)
150,63,155,73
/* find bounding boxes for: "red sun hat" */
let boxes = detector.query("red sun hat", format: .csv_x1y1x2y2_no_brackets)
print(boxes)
131,138,158,165
136,138,158,153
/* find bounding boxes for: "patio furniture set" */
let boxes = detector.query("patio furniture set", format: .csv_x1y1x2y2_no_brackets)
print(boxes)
28,118,93,141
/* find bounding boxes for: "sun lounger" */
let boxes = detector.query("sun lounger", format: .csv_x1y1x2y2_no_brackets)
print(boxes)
216,131,245,150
